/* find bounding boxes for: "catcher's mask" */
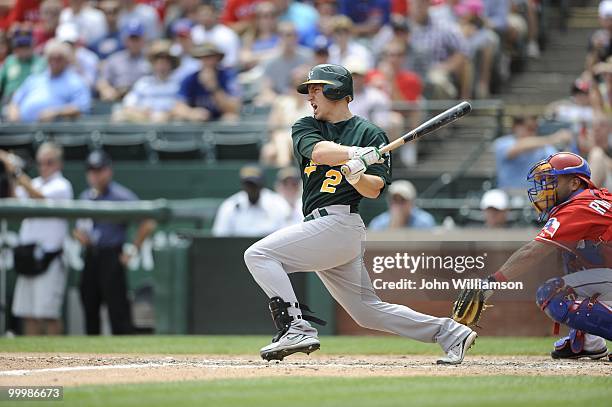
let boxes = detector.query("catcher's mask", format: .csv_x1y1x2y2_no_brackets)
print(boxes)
526,152,594,221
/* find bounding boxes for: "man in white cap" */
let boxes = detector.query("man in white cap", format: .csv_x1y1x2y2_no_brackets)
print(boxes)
369,179,436,230
479,189,511,228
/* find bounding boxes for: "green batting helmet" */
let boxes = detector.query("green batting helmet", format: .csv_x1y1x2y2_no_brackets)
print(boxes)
297,64,353,101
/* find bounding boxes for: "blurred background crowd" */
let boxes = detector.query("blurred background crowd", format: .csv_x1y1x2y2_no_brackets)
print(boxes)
0,0,610,336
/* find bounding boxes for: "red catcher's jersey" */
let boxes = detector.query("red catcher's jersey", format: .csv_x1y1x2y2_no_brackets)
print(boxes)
535,188,612,273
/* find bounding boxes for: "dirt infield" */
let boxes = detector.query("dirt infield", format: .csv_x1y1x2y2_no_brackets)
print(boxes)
0,353,609,386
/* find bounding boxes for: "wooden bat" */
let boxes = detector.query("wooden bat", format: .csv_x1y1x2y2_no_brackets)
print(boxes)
341,101,472,176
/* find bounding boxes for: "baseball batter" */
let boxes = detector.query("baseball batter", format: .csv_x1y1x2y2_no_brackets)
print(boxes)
244,64,477,364
477,152,611,360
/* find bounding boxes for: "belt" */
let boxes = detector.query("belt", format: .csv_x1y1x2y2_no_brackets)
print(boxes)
303,205,358,222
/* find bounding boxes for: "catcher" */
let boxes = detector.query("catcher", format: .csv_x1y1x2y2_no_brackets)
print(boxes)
454,152,612,360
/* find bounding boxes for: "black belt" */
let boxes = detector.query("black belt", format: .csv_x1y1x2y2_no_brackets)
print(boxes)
303,206,358,222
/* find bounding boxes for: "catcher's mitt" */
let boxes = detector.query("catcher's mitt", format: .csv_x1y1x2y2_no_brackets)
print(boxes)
452,288,491,327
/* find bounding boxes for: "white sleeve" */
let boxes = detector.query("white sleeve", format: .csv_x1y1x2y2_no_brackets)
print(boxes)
212,199,236,237
42,179,74,200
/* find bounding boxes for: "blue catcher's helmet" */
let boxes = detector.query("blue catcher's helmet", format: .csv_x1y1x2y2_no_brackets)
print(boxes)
526,152,594,221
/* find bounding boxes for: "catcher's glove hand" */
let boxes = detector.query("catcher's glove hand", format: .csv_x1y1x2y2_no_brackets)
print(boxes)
452,279,494,327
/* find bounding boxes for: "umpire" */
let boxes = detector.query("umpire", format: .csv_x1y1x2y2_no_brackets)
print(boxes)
73,151,156,335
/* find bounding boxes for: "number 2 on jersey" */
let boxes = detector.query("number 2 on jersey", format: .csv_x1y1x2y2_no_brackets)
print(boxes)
321,170,342,193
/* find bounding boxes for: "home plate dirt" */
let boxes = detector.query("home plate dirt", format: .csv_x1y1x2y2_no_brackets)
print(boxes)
0,353,609,386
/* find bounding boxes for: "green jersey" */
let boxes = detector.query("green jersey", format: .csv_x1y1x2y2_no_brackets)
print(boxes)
292,115,392,216
0,54,46,103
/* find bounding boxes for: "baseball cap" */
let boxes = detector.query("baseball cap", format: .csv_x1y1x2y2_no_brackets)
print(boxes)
12,32,33,48
600,0,612,18
240,165,264,185
388,180,416,201
123,19,145,38
86,150,112,170
171,18,193,38
191,42,225,59
56,23,80,44
480,189,509,211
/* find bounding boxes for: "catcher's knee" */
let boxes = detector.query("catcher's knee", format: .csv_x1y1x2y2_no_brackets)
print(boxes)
536,277,612,341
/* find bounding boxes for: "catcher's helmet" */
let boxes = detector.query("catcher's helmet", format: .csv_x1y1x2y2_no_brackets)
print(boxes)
526,152,594,220
297,64,353,101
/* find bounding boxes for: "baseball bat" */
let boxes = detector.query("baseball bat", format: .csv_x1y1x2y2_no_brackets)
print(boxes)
341,101,472,176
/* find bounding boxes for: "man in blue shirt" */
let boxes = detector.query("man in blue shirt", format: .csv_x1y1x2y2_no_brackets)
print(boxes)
73,150,156,335
173,42,241,122
369,180,436,230
7,39,90,123
494,115,572,192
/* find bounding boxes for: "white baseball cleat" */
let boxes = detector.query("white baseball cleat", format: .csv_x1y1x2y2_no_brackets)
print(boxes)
436,331,478,365
260,332,320,361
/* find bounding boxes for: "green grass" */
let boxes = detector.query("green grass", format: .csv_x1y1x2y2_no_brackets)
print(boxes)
8,377,612,407
0,335,592,356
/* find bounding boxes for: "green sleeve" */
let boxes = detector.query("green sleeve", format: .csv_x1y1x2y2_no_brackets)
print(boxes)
364,131,392,186
292,116,325,161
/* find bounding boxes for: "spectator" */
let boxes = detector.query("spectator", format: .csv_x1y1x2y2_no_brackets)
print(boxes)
587,1,612,72
257,22,312,105
369,180,436,230
240,1,281,71
168,18,201,83
164,0,200,30
73,150,156,335
0,0,41,32
173,42,241,122
212,165,291,236
494,115,572,192
328,15,374,69
591,57,612,115
312,40,330,65
0,28,46,104
456,0,499,98
33,0,62,51
337,0,390,37
60,0,108,47
275,0,319,47
578,114,611,188
545,78,594,125
91,0,124,59
409,0,472,99
191,2,241,68
260,65,311,167
479,188,511,228
112,40,180,123
367,40,423,103
346,57,412,165
221,0,262,34
96,20,151,102
1,143,73,335
7,40,91,123
274,166,303,225
56,23,100,89
371,15,411,60
118,0,161,40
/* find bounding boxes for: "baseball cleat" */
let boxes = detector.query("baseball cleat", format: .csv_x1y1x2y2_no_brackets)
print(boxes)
436,331,477,365
260,332,320,361
550,340,608,360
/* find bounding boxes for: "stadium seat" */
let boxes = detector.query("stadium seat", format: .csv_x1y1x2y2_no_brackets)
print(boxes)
151,125,205,161
96,125,154,161
41,124,96,161
207,123,267,161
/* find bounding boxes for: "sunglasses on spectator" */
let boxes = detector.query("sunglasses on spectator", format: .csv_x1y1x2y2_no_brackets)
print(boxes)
102,8,120,15
258,12,276,18
280,31,296,37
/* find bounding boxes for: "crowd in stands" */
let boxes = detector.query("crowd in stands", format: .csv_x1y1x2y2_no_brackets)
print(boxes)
0,0,543,167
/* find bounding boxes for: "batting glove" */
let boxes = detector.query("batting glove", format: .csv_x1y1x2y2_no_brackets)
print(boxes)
344,158,366,184
347,146,383,166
